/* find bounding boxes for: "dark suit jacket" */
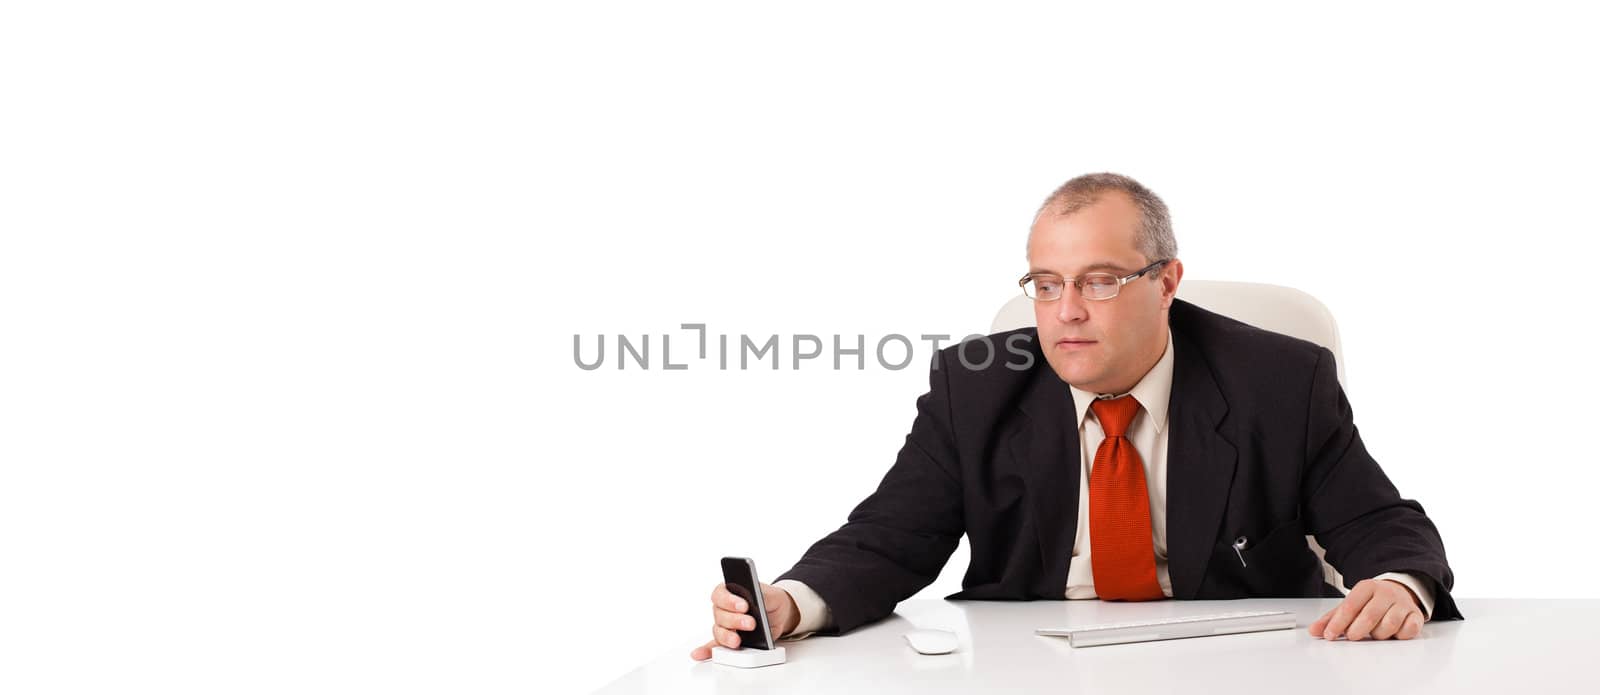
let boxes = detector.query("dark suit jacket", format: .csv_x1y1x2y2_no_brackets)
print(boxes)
776,299,1460,634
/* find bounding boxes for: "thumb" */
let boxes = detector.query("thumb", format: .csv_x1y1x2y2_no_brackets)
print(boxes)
762,584,796,636
761,582,788,605
761,584,793,616
690,639,717,661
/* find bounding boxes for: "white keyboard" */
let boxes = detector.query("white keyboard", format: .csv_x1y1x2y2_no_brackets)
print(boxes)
1035,610,1297,647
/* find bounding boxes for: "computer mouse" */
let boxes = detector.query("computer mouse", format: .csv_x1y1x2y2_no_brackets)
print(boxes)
903,628,959,655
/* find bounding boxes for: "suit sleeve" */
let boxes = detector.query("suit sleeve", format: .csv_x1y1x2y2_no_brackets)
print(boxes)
1301,347,1463,620
774,350,965,634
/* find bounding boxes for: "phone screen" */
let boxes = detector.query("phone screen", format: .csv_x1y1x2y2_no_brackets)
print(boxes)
720,556,774,650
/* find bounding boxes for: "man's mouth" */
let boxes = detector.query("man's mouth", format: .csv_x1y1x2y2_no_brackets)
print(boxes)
1056,338,1097,349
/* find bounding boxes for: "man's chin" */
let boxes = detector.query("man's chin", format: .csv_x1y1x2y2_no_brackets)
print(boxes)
1044,358,1100,388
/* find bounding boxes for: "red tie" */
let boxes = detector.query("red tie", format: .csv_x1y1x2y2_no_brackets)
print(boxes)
1088,396,1166,601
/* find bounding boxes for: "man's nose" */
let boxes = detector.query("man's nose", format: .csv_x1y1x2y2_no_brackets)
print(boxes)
1054,285,1089,323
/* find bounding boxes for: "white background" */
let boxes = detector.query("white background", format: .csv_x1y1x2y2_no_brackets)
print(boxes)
3,2,1597,693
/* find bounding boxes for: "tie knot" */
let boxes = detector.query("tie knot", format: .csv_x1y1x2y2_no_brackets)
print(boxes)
1090,395,1140,437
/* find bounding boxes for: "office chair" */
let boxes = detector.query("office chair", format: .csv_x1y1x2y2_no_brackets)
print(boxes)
990,279,1351,592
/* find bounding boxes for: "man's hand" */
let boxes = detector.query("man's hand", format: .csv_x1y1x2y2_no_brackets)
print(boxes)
689,582,801,661
1310,578,1425,641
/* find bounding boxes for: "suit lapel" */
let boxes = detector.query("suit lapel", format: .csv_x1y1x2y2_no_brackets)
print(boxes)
1014,358,1079,597
1165,327,1237,599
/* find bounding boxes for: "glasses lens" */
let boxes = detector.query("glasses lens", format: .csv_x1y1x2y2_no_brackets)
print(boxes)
1027,276,1063,300
1081,274,1119,300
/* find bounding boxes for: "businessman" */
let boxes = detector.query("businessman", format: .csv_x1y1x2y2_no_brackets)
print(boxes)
691,173,1459,660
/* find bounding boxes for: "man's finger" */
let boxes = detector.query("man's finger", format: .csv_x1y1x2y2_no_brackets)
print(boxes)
715,607,755,631
1345,594,1394,641
1320,598,1361,640
1327,579,1387,638
1347,579,1379,603
712,625,741,649
1309,608,1336,638
1371,603,1409,640
711,584,747,612
1397,611,1424,640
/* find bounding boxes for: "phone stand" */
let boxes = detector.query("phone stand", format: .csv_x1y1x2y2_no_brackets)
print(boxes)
711,645,787,668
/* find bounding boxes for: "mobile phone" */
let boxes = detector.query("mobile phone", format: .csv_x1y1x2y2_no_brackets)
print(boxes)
720,556,775,650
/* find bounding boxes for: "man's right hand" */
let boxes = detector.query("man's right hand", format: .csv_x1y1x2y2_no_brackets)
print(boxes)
689,582,800,661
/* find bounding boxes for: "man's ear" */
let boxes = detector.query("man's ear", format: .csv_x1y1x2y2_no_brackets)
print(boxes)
1160,259,1184,309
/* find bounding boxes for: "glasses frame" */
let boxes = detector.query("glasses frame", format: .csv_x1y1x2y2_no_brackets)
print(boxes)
1018,259,1171,302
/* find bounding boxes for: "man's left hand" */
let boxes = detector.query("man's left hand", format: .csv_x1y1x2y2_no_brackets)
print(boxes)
1309,578,1425,641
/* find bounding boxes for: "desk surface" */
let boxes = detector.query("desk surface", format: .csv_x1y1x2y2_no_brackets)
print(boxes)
598,598,1598,694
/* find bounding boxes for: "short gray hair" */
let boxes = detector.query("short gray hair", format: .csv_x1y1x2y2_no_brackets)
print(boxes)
1033,172,1177,267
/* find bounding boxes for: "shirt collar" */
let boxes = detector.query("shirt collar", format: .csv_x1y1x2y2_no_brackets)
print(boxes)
1067,331,1175,433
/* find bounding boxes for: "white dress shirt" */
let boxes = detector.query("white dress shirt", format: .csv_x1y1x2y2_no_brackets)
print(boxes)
775,332,1434,638
1063,331,1177,599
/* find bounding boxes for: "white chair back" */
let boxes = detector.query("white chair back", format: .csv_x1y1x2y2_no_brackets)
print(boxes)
991,279,1345,386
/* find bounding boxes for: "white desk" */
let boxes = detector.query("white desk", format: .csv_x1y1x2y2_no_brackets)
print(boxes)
598,598,1598,693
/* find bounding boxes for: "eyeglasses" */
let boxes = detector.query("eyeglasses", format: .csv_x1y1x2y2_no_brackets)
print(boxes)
1018,259,1170,302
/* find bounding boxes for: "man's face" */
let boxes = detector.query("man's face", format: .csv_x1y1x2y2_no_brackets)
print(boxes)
1026,192,1183,394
